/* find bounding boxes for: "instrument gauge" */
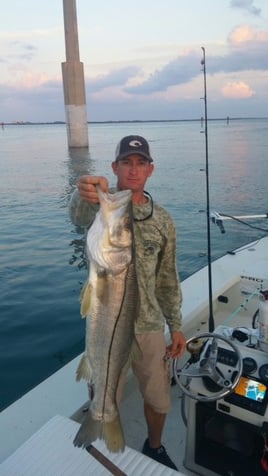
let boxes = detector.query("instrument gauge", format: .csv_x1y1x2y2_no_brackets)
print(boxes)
242,357,257,374
259,364,268,383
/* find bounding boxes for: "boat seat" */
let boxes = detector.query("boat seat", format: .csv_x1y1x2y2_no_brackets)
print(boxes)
0,414,186,476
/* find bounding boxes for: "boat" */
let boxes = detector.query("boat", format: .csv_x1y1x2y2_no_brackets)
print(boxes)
1,233,268,475
2,46,268,475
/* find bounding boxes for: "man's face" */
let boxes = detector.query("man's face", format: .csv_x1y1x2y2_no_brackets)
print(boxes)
112,154,154,193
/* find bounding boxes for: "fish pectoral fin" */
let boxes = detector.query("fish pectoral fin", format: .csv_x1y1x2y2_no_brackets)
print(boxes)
76,354,92,381
80,281,93,317
130,336,142,362
73,412,101,448
102,416,125,453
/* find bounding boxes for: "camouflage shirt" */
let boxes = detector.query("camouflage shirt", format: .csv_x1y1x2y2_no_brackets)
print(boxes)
69,188,182,335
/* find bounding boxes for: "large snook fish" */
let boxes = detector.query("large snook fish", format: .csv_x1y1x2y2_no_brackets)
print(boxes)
73,187,139,453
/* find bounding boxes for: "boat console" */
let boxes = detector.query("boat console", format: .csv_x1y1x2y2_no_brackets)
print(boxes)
180,325,268,476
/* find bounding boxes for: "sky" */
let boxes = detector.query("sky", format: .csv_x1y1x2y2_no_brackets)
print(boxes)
1,0,268,122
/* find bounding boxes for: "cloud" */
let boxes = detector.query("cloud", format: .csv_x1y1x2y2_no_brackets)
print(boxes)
0,41,38,68
17,73,59,89
0,78,65,123
208,50,268,76
4,63,61,89
0,28,62,75
123,25,268,95
230,0,261,16
221,81,255,98
87,66,140,92
228,24,268,46
125,51,200,94
0,28,62,41
1,20,268,122
6,41,38,62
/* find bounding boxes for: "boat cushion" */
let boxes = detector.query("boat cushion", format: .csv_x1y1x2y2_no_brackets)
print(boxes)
0,414,186,475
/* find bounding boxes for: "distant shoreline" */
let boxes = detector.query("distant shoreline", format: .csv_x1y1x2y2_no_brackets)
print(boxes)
2,117,268,126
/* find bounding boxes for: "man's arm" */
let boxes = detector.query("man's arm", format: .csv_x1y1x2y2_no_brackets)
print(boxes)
69,188,99,227
155,218,182,334
69,175,109,227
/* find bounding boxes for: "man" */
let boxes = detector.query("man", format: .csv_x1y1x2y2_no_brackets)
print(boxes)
69,135,186,470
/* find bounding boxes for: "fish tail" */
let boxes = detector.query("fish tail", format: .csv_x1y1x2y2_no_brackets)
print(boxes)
73,412,101,448
102,415,125,453
73,413,125,453
76,354,92,381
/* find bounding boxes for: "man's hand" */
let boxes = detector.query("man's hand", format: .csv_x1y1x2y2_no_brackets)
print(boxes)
166,331,186,359
77,175,109,203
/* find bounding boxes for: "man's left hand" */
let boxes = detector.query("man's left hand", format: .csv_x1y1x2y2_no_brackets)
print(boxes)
166,331,186,359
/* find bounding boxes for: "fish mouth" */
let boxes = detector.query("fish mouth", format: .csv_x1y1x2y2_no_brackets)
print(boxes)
99,188,132,207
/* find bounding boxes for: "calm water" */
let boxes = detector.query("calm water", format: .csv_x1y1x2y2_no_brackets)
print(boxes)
1,119,268,411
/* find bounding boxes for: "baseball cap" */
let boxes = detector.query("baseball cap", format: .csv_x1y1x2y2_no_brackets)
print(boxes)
115,135,153,162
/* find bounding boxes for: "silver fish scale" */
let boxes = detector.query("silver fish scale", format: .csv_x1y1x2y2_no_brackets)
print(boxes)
88,261,138,421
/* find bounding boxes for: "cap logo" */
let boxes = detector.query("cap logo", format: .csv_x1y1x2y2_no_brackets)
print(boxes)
129,140,143,147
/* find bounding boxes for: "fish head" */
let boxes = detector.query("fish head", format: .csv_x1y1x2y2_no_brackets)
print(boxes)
107,203,133,249
87,188,134,273
99,188,133,249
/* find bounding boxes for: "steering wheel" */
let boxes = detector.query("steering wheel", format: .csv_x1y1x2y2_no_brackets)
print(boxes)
173,332,243,402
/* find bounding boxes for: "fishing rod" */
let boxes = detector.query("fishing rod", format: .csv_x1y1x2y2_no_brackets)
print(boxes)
211,212,268,233
201,46,215,333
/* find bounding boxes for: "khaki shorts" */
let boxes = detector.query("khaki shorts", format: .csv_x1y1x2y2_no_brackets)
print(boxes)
132,332,171,414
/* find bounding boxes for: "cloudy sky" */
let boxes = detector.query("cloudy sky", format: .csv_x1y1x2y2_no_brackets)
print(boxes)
1,0,268,122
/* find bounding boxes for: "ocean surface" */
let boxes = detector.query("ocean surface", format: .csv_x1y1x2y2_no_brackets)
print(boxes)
1,118,268,411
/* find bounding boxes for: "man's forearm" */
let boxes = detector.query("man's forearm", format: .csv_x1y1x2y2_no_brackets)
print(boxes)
69,188,99,227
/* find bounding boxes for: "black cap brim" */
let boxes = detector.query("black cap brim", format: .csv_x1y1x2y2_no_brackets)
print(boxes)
116,151,153,162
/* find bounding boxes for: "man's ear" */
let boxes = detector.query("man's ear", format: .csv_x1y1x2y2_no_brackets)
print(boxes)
111,161,118,175
148,163,154,177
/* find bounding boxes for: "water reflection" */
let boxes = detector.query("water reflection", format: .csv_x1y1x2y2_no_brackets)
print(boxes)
67,146,93,192
66,147,95,272
209,121,267,213
69,237,87,270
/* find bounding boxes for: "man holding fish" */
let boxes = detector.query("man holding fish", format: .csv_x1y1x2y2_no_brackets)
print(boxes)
69,135,186,470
